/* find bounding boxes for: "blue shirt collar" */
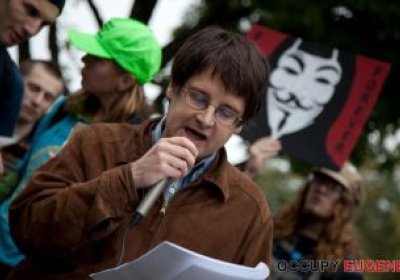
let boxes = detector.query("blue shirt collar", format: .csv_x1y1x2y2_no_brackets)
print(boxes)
151,118,216,201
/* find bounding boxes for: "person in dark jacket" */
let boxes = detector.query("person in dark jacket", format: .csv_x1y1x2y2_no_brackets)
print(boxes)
0,0,65,138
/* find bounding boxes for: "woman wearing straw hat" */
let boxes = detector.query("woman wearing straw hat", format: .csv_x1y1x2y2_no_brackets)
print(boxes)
271,162,364,280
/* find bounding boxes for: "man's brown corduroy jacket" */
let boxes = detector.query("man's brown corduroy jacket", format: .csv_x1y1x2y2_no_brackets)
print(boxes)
8,120,273,279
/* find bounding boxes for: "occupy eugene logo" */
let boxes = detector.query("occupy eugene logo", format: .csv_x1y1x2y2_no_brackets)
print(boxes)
274,259,340,273
344,260,400,272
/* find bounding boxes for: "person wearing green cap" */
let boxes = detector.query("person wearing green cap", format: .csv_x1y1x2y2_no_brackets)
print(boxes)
68,17,161,85
0,17,161,279
8,26,272,280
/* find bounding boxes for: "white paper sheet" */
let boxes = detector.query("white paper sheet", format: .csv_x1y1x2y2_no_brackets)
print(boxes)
90,241,269,280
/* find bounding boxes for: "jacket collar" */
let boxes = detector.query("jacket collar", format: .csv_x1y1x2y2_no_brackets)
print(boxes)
201,148,232,202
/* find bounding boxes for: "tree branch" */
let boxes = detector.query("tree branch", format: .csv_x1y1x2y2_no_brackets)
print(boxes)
87,0,103,27
130,0,157,24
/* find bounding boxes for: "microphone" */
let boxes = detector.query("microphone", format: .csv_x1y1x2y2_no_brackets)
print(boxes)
129,178,168,228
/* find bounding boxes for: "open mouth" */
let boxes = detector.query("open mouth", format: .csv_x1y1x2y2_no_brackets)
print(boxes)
184,127,207,141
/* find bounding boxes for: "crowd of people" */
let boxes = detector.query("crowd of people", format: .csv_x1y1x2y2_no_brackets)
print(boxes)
0,1,366,279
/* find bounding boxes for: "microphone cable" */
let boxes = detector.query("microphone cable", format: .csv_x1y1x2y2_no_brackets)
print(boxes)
116,179,168,266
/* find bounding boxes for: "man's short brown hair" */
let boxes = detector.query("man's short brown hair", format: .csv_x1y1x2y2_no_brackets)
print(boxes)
19,59,63,82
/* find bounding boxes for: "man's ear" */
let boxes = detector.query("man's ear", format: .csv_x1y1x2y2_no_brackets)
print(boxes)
165,84,175,100
117,74,135,92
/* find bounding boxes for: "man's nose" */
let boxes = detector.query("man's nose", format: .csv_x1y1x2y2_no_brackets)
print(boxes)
197,105,216,126
32,92,45,106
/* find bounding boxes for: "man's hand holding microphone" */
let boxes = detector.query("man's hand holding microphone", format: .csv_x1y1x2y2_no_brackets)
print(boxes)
129,137,198,226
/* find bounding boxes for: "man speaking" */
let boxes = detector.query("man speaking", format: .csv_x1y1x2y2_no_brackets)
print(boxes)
8,26,273,279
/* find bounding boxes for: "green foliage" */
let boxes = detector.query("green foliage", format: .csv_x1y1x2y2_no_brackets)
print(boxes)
356,164,400,280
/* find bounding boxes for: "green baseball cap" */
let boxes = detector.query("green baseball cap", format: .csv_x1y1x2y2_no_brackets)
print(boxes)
68,18,162,84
